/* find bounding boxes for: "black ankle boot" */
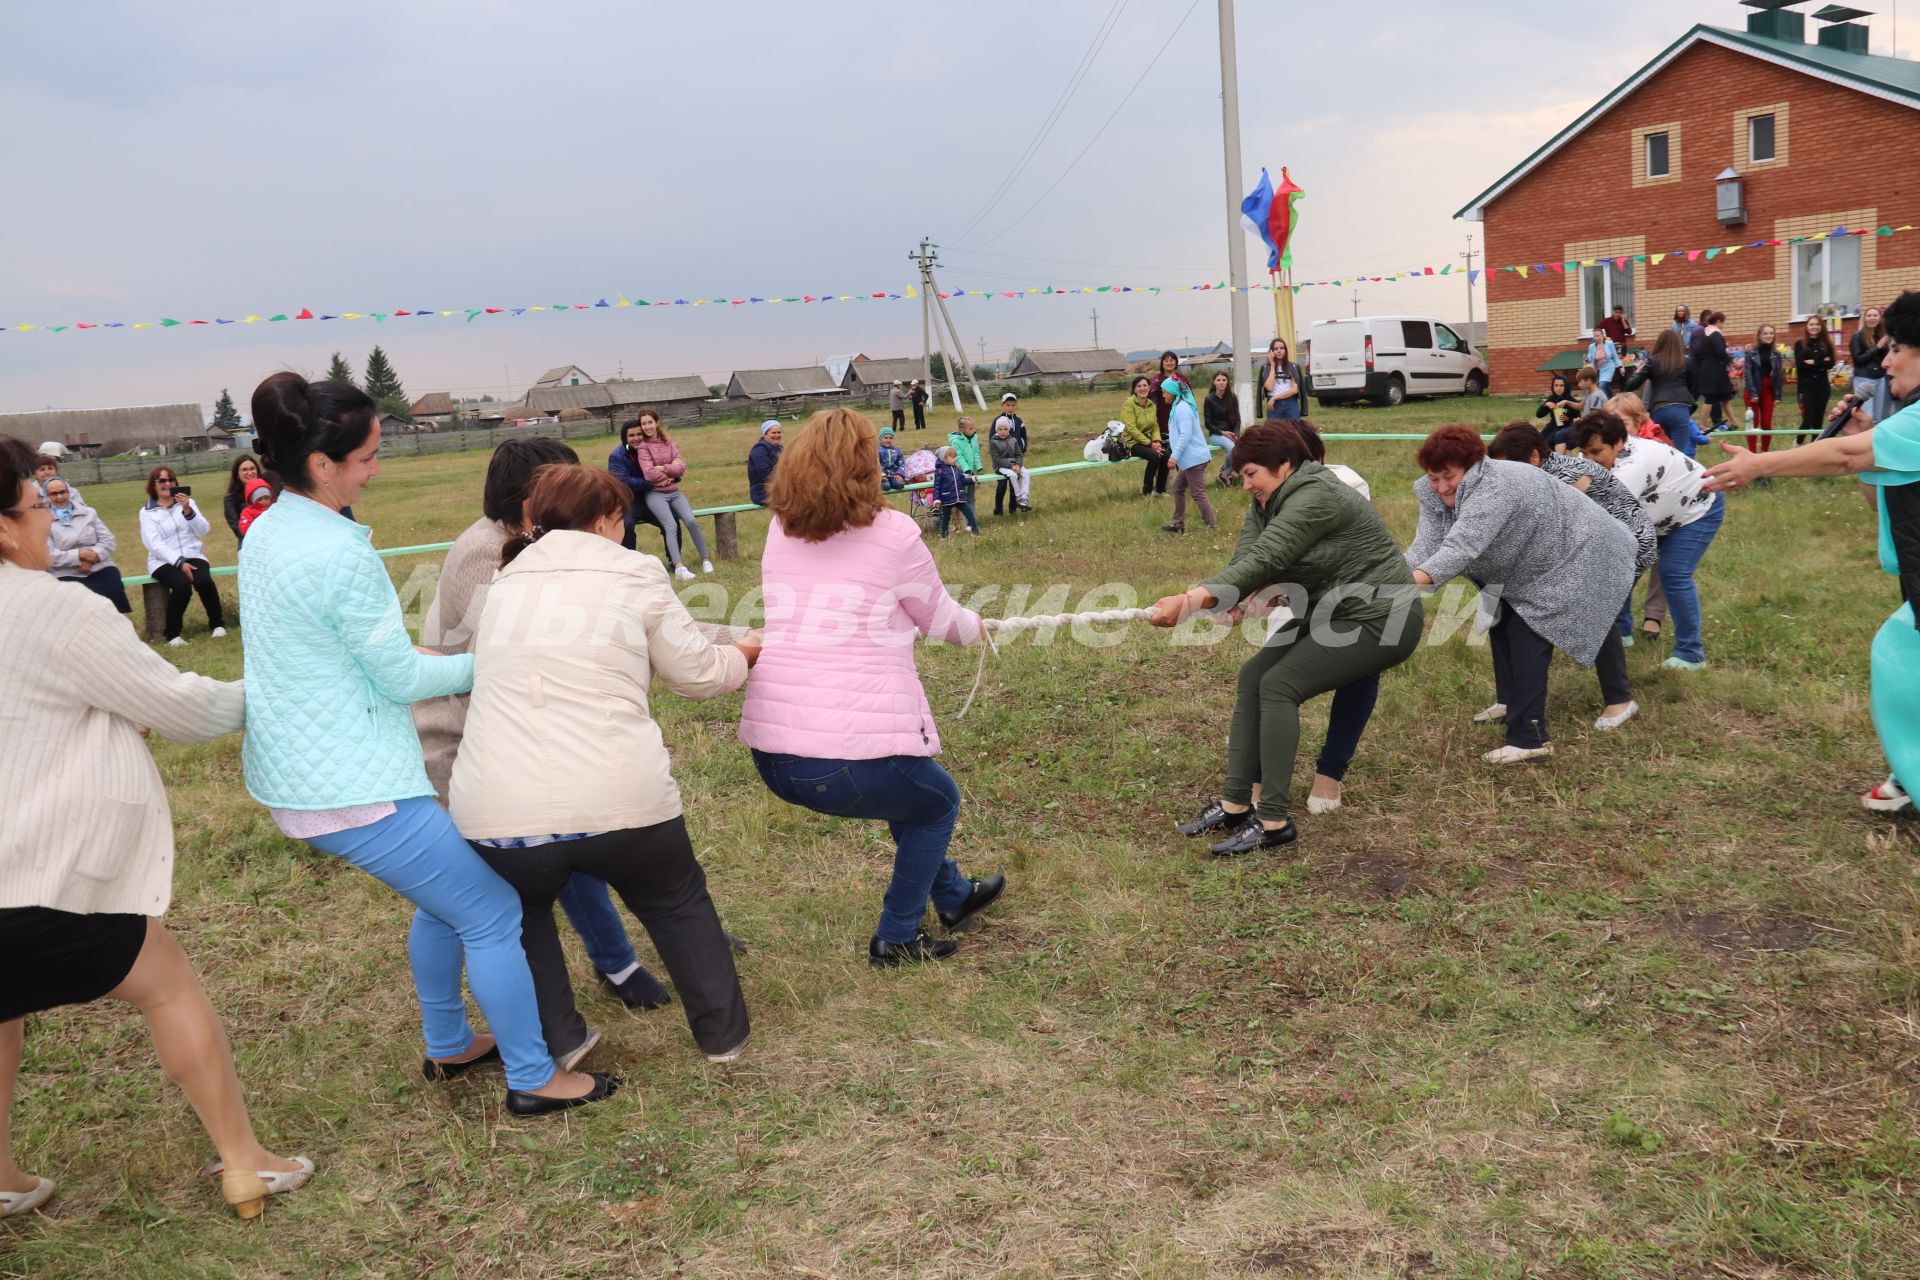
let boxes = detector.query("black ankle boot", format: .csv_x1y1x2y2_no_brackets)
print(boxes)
1208,819,1299,857
1176,801,1253,838
868,931,959,966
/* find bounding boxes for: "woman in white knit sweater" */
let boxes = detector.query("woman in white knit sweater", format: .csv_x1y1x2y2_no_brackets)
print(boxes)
0,437,309,1220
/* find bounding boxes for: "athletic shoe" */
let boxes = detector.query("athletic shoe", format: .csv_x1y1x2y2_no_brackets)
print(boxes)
1863,777,1912,813
1661,656,1707,671
211,627,227,638
673,564,696,581
166,637,188,648
700,560,715,574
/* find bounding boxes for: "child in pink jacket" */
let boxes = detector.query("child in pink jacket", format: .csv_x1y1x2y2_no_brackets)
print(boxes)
630,410,711,580
739,408,1006,966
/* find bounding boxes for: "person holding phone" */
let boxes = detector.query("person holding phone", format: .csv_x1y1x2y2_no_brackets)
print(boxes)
1263,338,1305,421
139,466,226,646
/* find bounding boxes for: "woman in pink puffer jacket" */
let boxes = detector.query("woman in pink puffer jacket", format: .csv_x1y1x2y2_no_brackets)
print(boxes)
630,409,711,580
739,408,1007,966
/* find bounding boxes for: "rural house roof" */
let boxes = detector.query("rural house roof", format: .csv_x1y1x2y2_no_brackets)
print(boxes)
525,384,617,414
409,392,454,417
726,366,843,399
603,376,711,404
0,402,206,453
1013,348,1129,375
842,357,929,387
528,365,596,392
1456,24,1920,221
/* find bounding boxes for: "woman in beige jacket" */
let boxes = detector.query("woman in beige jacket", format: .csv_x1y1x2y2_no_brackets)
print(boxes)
0,436,309,1220
449,464,759,1063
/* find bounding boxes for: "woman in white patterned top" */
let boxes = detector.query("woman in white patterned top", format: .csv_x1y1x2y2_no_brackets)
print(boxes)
1570,410,1725,670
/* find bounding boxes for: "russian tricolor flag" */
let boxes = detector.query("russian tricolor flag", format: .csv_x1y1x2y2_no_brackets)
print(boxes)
1240,167,1304,273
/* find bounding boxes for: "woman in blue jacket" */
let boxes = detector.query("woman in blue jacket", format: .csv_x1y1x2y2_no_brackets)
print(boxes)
239,373,614,1117
1161,377,1217,534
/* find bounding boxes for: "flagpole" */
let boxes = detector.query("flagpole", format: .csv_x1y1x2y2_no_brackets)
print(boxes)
1218,0,1254,425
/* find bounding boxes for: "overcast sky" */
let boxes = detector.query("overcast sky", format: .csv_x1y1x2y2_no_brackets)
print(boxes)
1,0,1907,416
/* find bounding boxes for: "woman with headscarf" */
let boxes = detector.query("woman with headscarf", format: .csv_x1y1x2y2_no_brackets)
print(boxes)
1161,376,1216,534
1404,425,1637,764
43,476,132,616
1706,289,1920,812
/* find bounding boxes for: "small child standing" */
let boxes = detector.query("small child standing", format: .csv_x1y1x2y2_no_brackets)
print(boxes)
1577,365,1606,415
878,428,907,491
931,445,978,537
235,477,276,538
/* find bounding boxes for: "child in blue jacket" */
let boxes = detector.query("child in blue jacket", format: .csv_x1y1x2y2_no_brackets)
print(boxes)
931,445,978,537
878,428,907,491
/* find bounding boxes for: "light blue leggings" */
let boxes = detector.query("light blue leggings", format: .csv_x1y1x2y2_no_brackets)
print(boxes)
306,796,556,1092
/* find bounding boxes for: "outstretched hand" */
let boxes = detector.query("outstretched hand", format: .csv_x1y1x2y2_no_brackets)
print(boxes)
1700,439,1758,492
1149,587,1210,627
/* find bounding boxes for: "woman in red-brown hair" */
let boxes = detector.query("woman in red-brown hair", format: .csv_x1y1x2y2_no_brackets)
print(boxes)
1404,424,1638,765
450,463,761,1066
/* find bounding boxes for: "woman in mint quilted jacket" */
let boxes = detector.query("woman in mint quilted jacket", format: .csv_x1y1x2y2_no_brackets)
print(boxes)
238,373,613,1117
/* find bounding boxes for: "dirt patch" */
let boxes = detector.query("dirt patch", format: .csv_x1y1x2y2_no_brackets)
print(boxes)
1322,850,1418,901
1242,1229,1370,1275
1656,910,1828,954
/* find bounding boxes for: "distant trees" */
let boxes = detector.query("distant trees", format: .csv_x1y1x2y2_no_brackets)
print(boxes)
363,345,410,421
211,388,241,431
325,352,357,387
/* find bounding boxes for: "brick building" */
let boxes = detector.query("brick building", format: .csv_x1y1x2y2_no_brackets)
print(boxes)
1456,14,1920,394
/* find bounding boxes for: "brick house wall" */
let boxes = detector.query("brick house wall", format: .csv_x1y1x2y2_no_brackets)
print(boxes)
1479,40,1920,395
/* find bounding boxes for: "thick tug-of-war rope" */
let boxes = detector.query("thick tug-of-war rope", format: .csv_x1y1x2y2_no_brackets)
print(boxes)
957,607,1160,717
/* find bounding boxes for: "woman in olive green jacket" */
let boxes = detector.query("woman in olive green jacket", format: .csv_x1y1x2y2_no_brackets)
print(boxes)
1119,375,1169,496
1149,423,1423,855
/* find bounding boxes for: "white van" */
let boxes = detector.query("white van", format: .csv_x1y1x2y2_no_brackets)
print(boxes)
1308,316,1488,407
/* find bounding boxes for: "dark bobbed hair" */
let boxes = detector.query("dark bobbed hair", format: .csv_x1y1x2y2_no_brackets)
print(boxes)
1159,349,1180,369
144,463,181,502
1229,422,1315,474
1883,290,1920,346
1569,410,1628,452
1131,374,1153,394
250,372,378,489
1415,424,1487,473
0,436,36,513
1487,422,1546,463
225,452,263,508
500,464,631,566
1293,417,1327,464
482,436,580,524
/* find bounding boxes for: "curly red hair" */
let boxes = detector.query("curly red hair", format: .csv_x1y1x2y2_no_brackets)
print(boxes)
1414,424,1487,473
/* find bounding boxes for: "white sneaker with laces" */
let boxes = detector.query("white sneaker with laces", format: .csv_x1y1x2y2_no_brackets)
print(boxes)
1863,776,1912,813
1472,702,1507,724
1593,701,1638,731
673,564,696,581
1483,744,1554,765
700,560,715,574
211,626,227,638
166,636,188,648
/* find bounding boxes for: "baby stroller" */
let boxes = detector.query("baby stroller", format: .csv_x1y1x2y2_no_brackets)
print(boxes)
901,448,940,534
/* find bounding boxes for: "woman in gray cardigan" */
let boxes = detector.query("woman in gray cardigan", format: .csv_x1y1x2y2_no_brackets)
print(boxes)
1405,425,1637,764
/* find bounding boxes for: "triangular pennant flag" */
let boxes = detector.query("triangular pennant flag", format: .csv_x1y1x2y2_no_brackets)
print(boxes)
215,318,234,324
132,322,151,329
294,308,313,319
160,318,181,327
268,314,288,321
1516,266,1530,278
464,309,483,321
1686,249,1704,261
341,312,362,320
1468,270,1481,285
595,298,610,308
1877,226,1895,235
1650,253,1667,265
243,315,261,323
1723,246,1740,257
77,322,96,329
1829,226,1850,237
1705,248,1722,260
319,314,338,321
49,326,67,333
484,307,503,314
905,285,917,298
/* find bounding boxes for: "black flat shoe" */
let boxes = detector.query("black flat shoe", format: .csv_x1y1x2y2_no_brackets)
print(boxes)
869,931,958,966
1208,819,1299,857
1161,522,1185,534
598,967,671,1010
938,874,1006,932
505,1072,620,1117
421,1044,501,1082
1176,801,1254,838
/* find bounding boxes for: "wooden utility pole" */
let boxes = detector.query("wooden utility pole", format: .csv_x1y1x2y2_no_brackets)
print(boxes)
910,240,988,411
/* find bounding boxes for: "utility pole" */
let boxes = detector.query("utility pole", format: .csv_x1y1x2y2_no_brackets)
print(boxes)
1351,290,1362,317
1459,233,1477,334
909,239,988,411
1216,0,1254,424
977,336,987,374
1090,308,1101,348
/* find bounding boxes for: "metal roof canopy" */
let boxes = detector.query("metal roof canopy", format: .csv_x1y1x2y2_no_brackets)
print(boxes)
1740,0,1805,9
1813,5,1874,21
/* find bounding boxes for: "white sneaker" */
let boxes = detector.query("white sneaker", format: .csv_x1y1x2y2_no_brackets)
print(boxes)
1472,702,1507,723
1593,701,1639,731
705,1036,748,1064
557,1028,600,1073
700,560,715,574
166,636,188,648
673,564,696,581
1483,744,1554,765
1863,776,1912,813
211,626,227,638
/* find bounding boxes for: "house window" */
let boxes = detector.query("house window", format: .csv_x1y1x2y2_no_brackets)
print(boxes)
1579,261,1634,337
1792,237,1862,318
1645,131,1670,179
1749,113,1776,163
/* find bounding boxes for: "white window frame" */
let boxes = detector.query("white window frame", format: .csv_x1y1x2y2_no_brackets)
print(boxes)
1748,113,1777,164
1645,131,1670,179
1578,262,1634,338
1790,237,1862,320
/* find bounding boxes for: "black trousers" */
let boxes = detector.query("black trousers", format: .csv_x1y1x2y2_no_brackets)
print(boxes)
1489,609,1630,748
149,559,224,639
1130,443,1170,494
891,408,906,432
1798,376,1830,438
64,567,132,614
621,500,666,554
470,817,748,1058
912,404,926,430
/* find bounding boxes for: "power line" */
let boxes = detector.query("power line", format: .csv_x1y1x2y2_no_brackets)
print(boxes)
972,0,1204,250
944,0,1131,246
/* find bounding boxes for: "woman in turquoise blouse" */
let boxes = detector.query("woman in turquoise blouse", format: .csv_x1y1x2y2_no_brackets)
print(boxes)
1704,289,1920,813
240,373,614,1115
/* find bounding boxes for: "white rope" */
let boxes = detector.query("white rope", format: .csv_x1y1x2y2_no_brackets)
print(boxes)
955,607,1158,718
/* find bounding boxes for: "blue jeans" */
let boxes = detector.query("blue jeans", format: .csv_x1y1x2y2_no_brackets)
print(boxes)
751,751,973,944
1315,675,1379,782
1651,402,1700,457
1655,492,1725,663
306,796,554,1091
556,874,639,975
1267,398,1302,421
882,477,906,492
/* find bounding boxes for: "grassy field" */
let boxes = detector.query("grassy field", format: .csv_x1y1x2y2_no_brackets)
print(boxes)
7,389,1919,1279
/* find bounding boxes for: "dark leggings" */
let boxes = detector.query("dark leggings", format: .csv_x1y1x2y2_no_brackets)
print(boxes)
1130,443,1170,494
1249,674,1379,790
64,567,132,614
1798,377,1831,440
1488,609,1630,749
149,558,224,639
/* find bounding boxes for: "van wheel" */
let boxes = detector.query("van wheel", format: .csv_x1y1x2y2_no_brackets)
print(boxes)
1464,371,1488,397
1378,375,1406,407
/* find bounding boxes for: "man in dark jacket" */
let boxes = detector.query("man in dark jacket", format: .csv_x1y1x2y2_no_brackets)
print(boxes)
748,419,783,506
608,419,665,552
